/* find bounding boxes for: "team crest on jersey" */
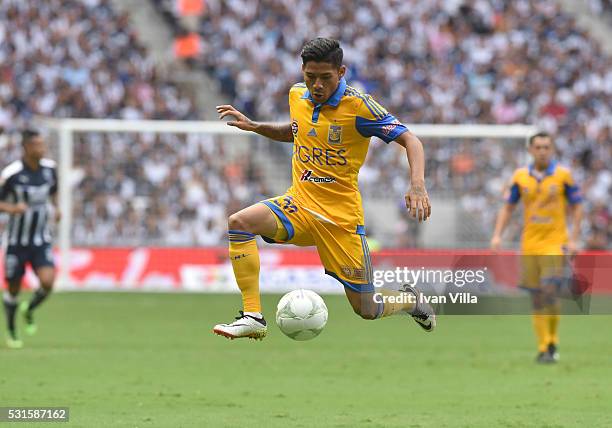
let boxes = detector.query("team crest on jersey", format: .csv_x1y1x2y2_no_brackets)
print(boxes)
328,124,342,144
18,175,29,183
291,119,299,137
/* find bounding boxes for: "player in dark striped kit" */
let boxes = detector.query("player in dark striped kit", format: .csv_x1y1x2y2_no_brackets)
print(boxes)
0,130,60,349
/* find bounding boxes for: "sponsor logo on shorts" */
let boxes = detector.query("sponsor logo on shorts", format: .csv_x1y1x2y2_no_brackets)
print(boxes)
299,170,336,183
45,247,55,264
341,266,366,281
5,254,19,277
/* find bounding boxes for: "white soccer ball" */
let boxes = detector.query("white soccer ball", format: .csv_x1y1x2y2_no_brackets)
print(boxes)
276,289,328,341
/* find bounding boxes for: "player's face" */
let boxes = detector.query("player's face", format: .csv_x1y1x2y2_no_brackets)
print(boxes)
529,137,554,168
24,136,46,161
302,62,346,104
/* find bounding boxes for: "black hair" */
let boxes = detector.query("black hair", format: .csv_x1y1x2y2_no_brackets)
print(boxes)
529,131,552,147
300,38,343,67
22,129,40,146
528,132,552,146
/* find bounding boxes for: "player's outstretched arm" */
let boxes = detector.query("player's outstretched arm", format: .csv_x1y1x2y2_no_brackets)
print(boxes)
491,204,516,250
0,202,27,214
216,105,293,142
567,203,583,255
52,193,62,223
394,131,431,222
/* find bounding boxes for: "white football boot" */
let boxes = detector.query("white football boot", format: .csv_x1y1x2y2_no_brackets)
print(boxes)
401,284,436,332
213,311,267,340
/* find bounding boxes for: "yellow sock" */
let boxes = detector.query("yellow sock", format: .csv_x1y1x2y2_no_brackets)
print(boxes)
546,303,561,345
379,289,417,318
532,311,550,353
228,230,261,312
549,314,560,345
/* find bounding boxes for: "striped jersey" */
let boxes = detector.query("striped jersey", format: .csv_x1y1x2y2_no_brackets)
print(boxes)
0,159,58,247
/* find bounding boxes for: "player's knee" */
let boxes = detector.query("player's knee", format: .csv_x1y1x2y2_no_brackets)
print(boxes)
36,268,55,291
40,281,54,292
228,212,255,234
38,276,54,291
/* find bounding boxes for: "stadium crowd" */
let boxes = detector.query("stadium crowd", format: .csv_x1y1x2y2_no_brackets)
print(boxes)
69,133,270,246
0,0,609,248
156,0,611,248
0,0,267,246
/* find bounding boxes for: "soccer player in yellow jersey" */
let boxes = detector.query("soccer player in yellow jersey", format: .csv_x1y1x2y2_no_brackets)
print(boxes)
213,38,435,340
491,132,583,363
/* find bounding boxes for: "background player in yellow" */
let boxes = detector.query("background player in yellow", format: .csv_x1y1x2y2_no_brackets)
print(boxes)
213,38,435,340
491,132,583,363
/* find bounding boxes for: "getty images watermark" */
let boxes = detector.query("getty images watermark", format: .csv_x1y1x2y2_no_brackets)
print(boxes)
366,255,603,315
372,267,488,305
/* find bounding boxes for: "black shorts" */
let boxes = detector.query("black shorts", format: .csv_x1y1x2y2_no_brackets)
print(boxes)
4,244,55,282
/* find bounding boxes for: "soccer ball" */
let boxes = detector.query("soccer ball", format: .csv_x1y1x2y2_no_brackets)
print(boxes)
276,289,328,341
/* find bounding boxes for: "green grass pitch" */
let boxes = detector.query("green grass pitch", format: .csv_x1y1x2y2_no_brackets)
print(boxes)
1,292,611,428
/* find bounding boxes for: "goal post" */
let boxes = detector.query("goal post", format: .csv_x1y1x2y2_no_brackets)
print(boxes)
36,117,538,289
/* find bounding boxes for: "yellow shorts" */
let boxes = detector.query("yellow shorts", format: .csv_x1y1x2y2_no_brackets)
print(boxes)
520,255,566,290
260,194,374,293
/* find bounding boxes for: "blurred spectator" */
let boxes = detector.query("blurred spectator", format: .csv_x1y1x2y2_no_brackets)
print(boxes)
0,0,266,247
588,0,612,22
0,0,198,125
174,28,202,60
177,0,205,17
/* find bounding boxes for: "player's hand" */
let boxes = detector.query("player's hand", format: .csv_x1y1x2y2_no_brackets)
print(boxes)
216,105,256,131
405,183,431,222
490,235,502,252
566,239,579,257
10,203,28,215
54,208,62,223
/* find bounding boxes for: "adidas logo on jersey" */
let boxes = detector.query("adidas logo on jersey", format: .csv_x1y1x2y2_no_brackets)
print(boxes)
307,128,317,137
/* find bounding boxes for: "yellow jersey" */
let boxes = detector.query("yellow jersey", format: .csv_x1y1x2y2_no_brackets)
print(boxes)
506,161,582,254
286,78,408,233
